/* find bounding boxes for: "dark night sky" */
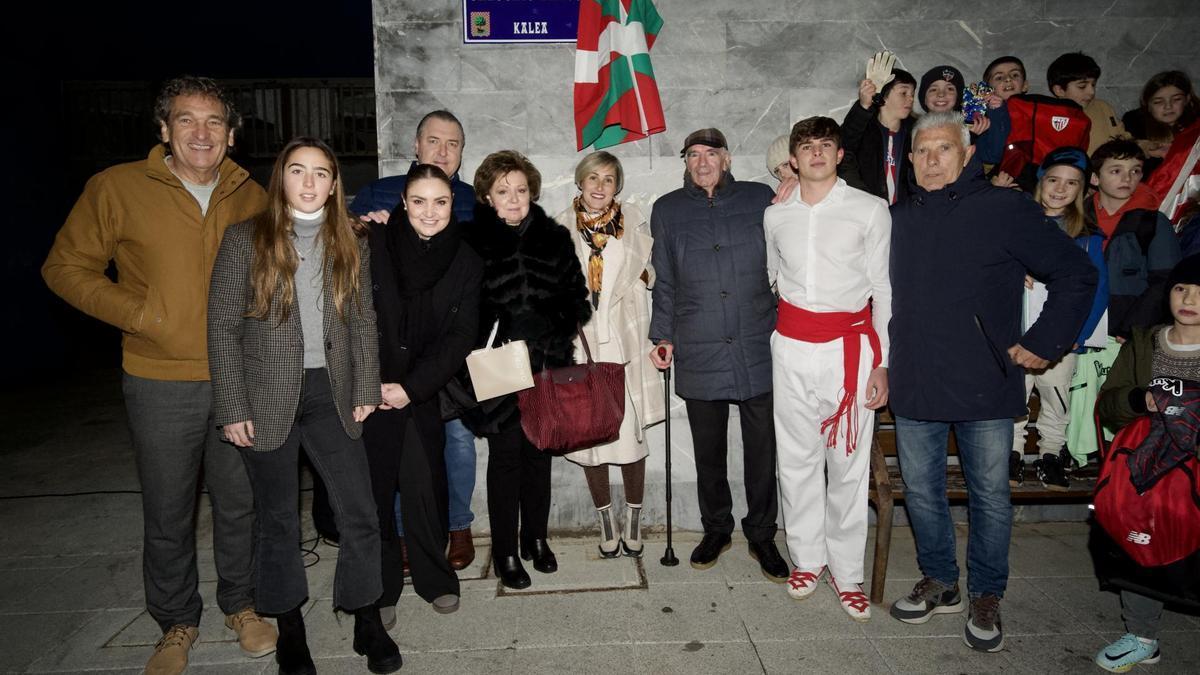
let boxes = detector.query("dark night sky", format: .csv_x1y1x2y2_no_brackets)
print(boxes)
3,1,377,378
28,1,375,79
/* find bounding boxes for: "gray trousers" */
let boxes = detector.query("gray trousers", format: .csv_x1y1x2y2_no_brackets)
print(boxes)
1121,590,1164,639
123,373,256,632
240,368,382,614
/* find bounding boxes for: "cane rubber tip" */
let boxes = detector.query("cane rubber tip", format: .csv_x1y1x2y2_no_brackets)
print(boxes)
660,551,680,567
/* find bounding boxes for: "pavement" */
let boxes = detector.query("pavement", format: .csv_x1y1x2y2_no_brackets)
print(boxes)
4,371,1200,673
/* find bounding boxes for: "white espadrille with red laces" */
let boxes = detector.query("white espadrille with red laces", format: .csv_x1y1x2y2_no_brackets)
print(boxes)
830,577,871,622
785,566,824,600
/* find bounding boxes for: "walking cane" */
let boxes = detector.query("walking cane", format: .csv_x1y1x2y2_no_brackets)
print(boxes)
658,346,679,566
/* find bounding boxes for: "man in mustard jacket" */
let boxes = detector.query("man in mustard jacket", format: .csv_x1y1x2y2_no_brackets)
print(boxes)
42,76,275,675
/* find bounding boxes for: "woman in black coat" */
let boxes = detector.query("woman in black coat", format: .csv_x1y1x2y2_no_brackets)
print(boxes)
362,164,483,621
463,150,592,589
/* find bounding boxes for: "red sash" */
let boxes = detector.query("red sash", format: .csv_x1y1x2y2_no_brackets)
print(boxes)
776,300,882,454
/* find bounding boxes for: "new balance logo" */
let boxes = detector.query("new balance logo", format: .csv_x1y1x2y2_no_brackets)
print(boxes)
1126,531,1151,545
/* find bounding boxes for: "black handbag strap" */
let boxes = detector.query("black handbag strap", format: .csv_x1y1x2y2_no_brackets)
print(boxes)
576,325,595,364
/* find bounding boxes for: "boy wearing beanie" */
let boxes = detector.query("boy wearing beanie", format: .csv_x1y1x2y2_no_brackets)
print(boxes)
918,65,965,114
766,134,796,183
918,64,1006,166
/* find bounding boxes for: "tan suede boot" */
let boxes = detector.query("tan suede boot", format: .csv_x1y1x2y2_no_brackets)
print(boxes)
144,625,198,675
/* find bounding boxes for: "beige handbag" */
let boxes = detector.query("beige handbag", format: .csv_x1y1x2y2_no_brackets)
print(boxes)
466,320,534,401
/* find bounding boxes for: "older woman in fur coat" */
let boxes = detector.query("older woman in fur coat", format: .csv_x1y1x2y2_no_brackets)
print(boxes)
462,150,592,590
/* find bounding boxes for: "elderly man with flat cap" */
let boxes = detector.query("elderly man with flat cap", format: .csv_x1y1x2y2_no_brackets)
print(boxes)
649,128,788,579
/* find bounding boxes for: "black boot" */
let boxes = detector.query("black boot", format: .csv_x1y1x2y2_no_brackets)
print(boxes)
275,607,316,675
353,605,403,673
519,538,558,573
493,555,532,589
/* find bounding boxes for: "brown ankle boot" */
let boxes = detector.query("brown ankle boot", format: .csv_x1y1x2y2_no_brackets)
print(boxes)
447,529,475,570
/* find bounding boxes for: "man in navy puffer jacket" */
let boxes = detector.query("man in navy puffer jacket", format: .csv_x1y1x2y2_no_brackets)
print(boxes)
886,112,1096,652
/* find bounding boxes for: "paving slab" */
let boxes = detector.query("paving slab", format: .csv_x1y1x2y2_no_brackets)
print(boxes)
729,580,867,642
756,638,892,675
629,582,748,645
872,634,1019,673
632,641,763,675
1001,633,1106,672
0,610,98,672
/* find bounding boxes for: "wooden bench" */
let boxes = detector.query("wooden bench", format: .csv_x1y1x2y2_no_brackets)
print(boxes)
867,402,1099,604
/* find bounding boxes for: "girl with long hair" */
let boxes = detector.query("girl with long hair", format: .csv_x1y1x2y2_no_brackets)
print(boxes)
1124,71,1200,219
208,137,401,674
1011,147,1108,491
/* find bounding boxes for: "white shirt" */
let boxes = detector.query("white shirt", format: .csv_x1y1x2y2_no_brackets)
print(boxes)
764,178,892,361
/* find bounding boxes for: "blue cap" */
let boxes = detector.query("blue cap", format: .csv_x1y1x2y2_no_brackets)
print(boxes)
1038,146,1090,180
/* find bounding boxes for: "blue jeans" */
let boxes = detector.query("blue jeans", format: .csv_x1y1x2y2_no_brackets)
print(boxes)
395,418,477,535
894,416,1013,598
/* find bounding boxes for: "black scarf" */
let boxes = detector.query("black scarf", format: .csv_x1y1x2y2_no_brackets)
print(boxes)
385,210,461,353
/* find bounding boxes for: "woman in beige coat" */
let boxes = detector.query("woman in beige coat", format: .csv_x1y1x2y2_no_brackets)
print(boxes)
555,151,667,558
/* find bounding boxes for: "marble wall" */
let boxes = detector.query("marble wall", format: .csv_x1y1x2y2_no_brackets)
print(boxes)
372,0,1198,532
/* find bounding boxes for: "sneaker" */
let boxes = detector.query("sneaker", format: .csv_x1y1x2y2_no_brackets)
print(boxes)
1095,633,1161,672
1034,453,1070,491
963,594,1004,652
889,577,964,624
785,566,824,600
145,625,198,675
830,576,871,622
1058,445,1078,474
1009,451,1025,487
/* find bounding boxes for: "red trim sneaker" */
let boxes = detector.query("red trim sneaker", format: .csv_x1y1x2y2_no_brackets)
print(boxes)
830,577,871,622
785,566,824,600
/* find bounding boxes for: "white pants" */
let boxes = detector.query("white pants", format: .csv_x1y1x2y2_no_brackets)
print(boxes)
1012,352,1078,455
772,332,874,584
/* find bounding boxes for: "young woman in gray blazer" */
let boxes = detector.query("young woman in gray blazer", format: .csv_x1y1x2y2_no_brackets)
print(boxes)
208,137,401,675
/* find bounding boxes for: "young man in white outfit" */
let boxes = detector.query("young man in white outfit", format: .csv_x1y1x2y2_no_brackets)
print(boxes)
763,116,892,621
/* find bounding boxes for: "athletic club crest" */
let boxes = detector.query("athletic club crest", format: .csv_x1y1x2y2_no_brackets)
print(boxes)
1051,115,1070,132
941,69,955,81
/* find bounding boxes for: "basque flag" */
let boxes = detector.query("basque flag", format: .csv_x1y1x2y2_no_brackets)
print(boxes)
574,0,665,151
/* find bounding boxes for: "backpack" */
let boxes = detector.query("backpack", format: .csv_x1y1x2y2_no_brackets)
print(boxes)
998,94,1092,191
1091,401,1200,608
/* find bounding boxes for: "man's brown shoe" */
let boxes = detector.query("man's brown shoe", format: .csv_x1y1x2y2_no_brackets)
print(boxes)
224,607,277,658
447,529,475,570
145,625,198,675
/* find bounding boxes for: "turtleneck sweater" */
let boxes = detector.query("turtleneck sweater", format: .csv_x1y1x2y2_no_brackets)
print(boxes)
292,207,326,368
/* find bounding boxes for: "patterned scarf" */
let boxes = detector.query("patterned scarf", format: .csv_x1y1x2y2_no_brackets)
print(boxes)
573,195,624,308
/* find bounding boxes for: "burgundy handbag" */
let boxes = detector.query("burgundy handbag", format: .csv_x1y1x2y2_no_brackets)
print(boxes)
517,327,625,453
